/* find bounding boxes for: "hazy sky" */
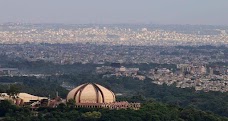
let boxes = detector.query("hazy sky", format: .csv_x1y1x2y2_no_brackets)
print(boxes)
0,0,227,25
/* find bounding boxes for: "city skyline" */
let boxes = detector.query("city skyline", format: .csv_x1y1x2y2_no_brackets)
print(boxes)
0,0,228,25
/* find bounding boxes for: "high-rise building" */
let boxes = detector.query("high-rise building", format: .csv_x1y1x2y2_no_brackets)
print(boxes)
200,66,207,75
209,67,214,76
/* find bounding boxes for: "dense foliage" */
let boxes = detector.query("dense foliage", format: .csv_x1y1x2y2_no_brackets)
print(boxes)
0,54,177,74
56,74,228,117
1,74,228,118
0,56,228,119
0,76,67,98
0,54,99,74
1,100,228,121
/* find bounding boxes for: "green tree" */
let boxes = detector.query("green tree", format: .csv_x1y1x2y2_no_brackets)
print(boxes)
82,111,102,120
6,85,20,99
66,99,76,108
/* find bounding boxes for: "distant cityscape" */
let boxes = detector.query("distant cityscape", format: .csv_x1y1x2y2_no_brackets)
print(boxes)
95,63,228,93
0,23,227,46
0,23,227,93
1,0,228,119
0,43,227,65
0,43,227,93
0,23,228,121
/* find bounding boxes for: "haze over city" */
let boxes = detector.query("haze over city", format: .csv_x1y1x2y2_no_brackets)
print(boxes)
0,0,228,25
0,1,228,121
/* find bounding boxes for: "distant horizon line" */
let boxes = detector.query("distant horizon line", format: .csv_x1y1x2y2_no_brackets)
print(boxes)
0,22,227,26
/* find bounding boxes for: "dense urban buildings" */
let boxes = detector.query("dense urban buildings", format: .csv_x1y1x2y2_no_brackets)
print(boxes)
0,40,227,93
0,23,228,120
1,0,228,120
0,43,227,65
0,23,227,46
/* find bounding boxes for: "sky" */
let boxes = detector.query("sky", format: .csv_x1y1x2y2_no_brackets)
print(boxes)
0,0,227,25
